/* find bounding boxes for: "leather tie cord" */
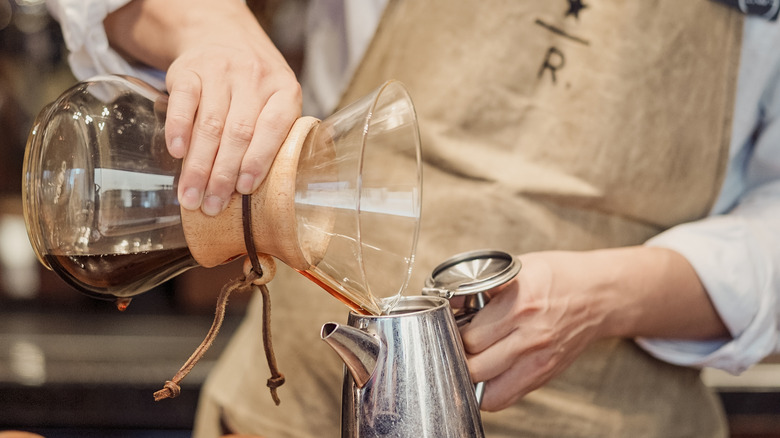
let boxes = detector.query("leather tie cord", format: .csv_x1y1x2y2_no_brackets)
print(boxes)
154,195,285,404
240,194,286,405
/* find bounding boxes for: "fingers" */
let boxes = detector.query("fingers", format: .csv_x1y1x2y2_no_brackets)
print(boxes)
175,71,231,213
236,87,301,195
478,354,551,411
165,70,200,160
460,279,521,354
200,76,267,214
458,274,555,410
459,281,525,409
165,53,302,216
464,316,556,412
466,325,524,384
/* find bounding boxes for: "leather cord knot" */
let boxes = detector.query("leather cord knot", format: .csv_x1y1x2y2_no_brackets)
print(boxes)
267,372,286,405
153,381,181,401
267,374,286,388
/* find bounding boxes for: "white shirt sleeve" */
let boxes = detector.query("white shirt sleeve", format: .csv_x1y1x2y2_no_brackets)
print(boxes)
46,0,166,90
637,16,780,375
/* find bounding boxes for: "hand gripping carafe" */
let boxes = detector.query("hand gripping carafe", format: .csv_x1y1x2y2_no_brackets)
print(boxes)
23,75,422,315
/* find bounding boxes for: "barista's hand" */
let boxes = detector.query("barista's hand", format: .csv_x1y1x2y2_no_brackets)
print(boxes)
105,0,302,216
165,22,301,216
459,251,607,411
459,247,729,412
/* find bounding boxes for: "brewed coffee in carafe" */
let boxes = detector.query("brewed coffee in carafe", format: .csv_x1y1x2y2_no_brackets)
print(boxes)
23,75,422,314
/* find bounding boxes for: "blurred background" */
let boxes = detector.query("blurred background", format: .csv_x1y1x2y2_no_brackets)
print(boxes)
0,1,304,437
0,1,777,437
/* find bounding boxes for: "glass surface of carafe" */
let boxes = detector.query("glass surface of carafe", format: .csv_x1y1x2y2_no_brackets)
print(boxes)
23,75,422,314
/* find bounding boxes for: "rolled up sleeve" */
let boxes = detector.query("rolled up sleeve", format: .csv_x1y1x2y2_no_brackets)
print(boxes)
639,186,780,374
637,16,780,376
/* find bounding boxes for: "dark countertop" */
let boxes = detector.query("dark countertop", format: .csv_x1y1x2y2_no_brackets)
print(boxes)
0,306,243,433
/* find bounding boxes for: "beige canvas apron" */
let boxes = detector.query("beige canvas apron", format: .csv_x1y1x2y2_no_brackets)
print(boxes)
194,1,743,437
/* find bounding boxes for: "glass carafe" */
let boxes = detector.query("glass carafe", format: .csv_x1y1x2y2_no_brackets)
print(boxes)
23,75,422,315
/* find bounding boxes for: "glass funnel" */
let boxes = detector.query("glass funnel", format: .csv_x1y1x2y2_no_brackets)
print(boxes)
296,80,423,314
23,75,422,315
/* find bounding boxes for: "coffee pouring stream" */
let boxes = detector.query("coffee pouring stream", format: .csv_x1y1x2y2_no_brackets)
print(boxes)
23,75,422,316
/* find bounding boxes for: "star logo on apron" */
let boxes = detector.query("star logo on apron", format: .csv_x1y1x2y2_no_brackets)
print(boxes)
566,0,588,19
535,1,591,85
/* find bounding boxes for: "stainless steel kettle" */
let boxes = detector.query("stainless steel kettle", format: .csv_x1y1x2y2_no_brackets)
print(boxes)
321,295,485,437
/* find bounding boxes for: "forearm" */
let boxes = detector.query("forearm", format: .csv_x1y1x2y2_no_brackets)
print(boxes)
591,246,729,340
104,0,271,71
461,245,731,410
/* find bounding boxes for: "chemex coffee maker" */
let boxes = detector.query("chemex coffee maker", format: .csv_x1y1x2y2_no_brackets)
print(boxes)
22,74,521,437
22,75,421,315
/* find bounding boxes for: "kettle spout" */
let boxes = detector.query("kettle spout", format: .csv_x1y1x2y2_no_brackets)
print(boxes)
321,322,380,388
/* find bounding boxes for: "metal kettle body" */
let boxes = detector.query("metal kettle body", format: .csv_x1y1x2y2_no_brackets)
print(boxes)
321,296,485,437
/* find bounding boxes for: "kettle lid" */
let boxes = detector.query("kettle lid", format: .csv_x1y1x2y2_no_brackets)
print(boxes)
423,249,521,298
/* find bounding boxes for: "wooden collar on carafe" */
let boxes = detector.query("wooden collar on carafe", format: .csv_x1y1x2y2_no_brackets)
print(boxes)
180,116,320,273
